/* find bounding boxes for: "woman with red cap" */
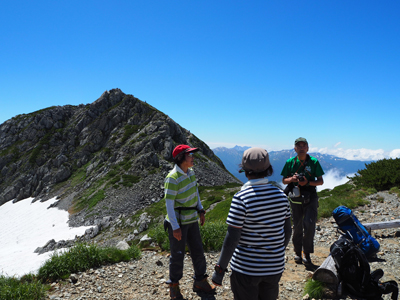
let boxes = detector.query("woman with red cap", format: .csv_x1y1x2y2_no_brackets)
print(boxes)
164,144,216,300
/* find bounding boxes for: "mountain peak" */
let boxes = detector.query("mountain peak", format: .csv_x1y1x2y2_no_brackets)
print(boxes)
0,90,241,225
232,145,251,152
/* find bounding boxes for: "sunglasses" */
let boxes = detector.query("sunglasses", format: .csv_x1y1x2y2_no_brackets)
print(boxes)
186,152,194,157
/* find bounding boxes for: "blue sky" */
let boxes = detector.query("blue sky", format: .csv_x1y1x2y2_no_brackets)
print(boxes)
1,1,399,161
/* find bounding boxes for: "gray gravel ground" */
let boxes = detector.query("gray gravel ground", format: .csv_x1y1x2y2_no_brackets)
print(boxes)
47,191,400,300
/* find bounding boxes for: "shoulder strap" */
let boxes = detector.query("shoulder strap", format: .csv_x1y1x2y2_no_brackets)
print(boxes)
341,243,371,290
293,154,311,175
380,280,399,300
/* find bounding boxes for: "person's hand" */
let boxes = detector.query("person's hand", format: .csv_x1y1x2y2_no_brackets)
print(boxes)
200,212,205,226
173,228,182,241
297,177,308,186
291,175,299,183
212,268,224,286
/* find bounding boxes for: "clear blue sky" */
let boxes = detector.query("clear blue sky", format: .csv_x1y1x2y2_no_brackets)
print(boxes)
1,1,399,160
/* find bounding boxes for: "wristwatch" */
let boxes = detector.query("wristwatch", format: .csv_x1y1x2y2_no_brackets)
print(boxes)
199,209,206,215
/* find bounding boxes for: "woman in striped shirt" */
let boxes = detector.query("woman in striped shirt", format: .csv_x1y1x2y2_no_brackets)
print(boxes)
212,147,291,300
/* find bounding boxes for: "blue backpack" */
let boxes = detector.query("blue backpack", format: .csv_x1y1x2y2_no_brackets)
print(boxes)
332,205,380,258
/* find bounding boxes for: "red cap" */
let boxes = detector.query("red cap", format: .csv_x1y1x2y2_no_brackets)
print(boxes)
172,145,198,158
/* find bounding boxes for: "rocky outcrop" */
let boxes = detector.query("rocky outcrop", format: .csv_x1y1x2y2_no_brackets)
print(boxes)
0,89,240,224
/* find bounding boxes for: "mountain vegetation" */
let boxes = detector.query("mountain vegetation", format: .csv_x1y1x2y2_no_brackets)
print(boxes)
351,158,400,191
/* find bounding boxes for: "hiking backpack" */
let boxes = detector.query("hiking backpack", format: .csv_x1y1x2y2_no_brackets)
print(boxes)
332,205,380,258
330,236,398,300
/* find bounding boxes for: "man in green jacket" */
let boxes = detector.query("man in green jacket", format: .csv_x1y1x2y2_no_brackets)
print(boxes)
281,137,324,265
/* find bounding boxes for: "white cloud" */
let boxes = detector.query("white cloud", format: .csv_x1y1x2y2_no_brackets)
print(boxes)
277,169,352,192
311,147,399,161
318,169,353,192
210,142,400,161
389,149,400,159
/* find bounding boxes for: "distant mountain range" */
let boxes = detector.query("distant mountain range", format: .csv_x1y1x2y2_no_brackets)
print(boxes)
213,146,371,184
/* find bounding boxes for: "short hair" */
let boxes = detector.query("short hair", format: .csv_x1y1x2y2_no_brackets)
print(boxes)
243,165,274,179
174,152,187,166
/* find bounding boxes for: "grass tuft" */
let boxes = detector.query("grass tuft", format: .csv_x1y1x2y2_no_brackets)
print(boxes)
303,279,325,299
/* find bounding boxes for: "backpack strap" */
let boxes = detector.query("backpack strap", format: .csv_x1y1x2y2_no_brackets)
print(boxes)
355,244,371,289
380,280,399,300
339,240,372,299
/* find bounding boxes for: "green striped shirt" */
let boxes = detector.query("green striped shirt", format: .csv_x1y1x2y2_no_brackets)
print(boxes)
164,165,202,230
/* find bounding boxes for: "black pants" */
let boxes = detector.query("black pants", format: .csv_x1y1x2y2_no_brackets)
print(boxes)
290,191,318,255
230,270,282,300
166,221,207,283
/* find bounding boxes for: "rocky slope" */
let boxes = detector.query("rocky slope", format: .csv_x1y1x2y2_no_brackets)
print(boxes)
0,89,240,226
46,191,400,300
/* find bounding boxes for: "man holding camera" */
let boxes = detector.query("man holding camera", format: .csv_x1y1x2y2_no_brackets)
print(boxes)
281,137,324,265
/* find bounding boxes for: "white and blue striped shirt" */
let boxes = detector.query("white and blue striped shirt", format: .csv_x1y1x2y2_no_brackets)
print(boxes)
227,181,291,276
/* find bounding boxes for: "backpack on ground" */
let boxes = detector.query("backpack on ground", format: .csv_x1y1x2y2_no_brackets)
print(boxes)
332,205,380,258
330,236,398,300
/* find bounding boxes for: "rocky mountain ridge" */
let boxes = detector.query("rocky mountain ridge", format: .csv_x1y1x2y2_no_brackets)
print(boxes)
0,89,240,226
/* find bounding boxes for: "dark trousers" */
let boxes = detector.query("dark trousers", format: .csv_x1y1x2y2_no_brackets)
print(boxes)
290,191,318,254
166,221,207,283
230,270,282,300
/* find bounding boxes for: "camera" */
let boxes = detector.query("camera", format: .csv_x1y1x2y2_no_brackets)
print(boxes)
297,173,305,182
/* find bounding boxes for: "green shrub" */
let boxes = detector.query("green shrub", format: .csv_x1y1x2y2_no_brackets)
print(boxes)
110,176,121,184
200,221,228,251
207,195,215,202
122,125,140,143
87,190,105,209
37,243,141,283
29,147,41,165
202,196,222,211
0,275,48,300
366,187,378,194
148,224,170,251
317,183,369,219
106,169,119,179
389,186,400,197
122,175,141,187
206,199,232,222
149,221,228,252
351,158,400,191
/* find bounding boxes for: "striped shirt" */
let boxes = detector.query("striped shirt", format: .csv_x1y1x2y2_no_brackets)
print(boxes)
227,181,291,276
164,165,203,230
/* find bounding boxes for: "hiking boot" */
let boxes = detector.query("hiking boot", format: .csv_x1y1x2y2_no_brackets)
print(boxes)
294,253,302,263
193,277,216,295
302,252,312,265
169,282,184,300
